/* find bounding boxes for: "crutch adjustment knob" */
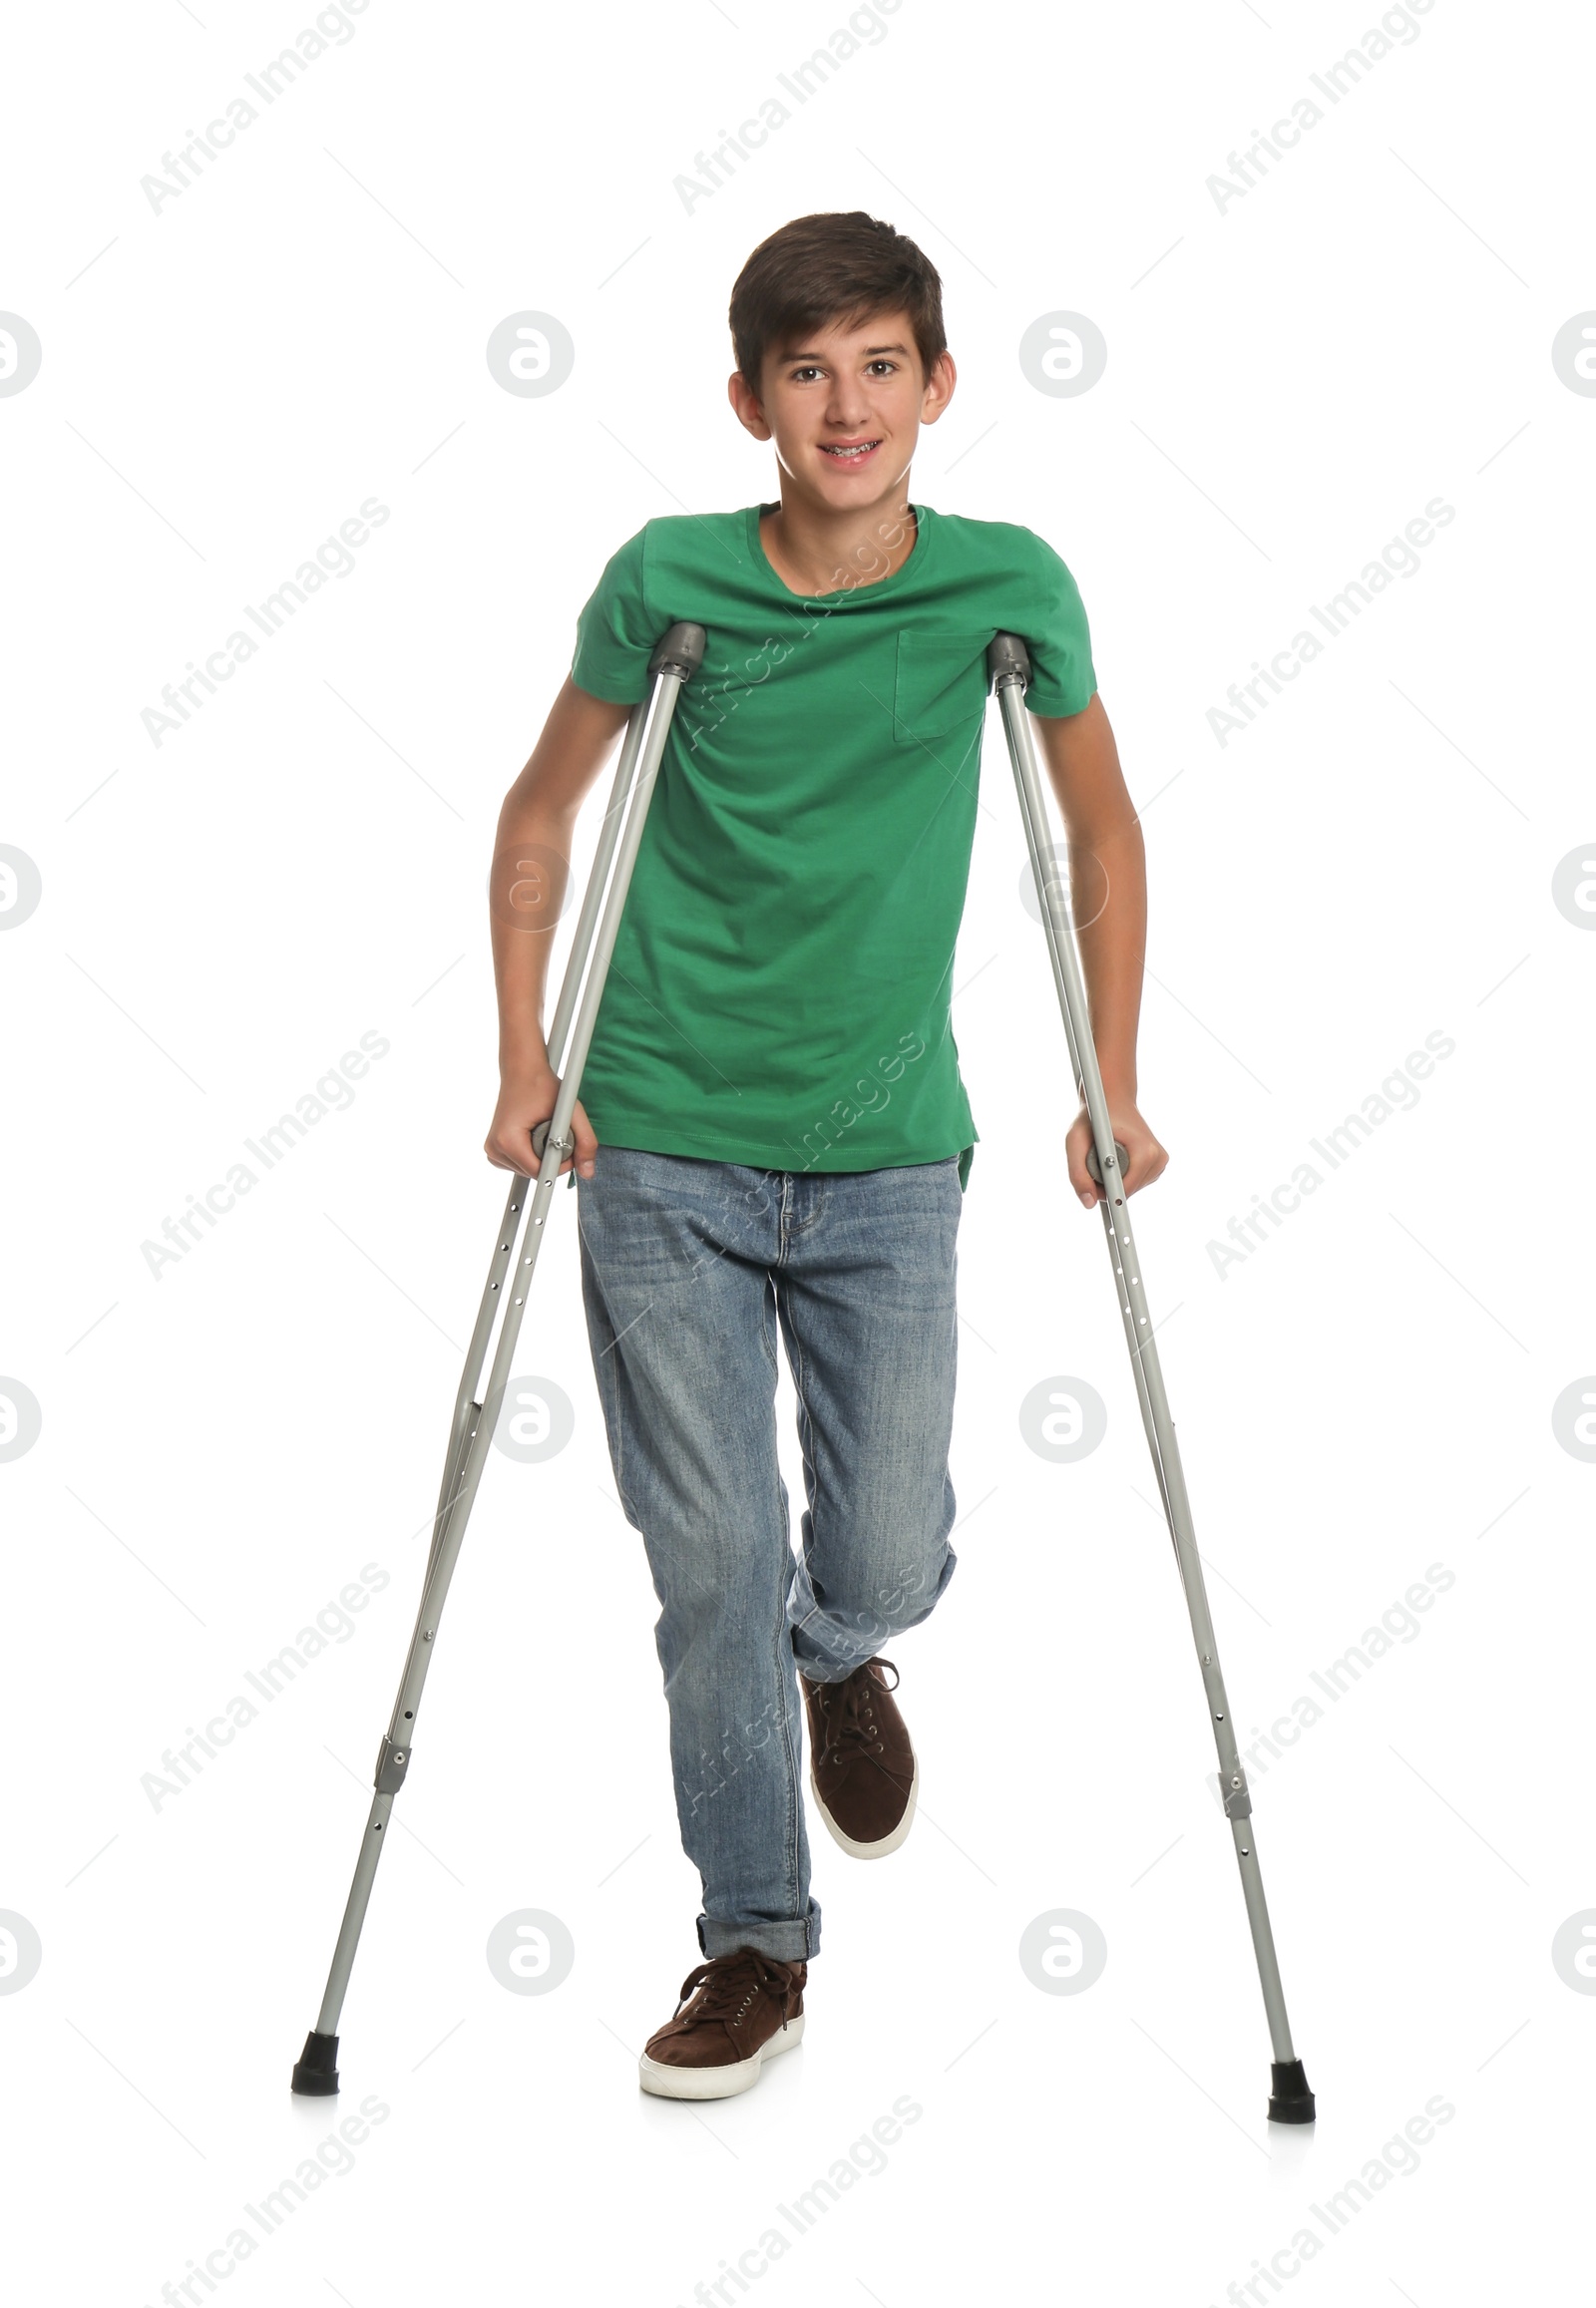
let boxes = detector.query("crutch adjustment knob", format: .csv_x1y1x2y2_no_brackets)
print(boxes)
290,2030,341,2097
1268,2059,1316,2124
648,620,707,681
987,631,1032,691
374,1735,410,1793
1085,1140,1130,1186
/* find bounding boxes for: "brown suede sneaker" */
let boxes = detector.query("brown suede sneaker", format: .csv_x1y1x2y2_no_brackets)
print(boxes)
637,1948,807,2102
801,1656,918,1857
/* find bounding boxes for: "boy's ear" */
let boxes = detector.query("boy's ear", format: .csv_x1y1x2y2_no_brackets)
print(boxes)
919,348,957,427
728,368,773,441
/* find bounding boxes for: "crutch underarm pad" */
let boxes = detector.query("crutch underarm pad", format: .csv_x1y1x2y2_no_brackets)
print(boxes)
987,631,1031,689
647,621,707,680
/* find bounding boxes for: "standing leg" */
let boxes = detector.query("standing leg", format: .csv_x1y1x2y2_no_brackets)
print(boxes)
576,1147,820,1962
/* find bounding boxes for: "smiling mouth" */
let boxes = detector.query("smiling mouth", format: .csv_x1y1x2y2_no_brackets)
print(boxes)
820,440,882,460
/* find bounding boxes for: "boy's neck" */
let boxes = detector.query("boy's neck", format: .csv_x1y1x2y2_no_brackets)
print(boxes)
757,487,919,597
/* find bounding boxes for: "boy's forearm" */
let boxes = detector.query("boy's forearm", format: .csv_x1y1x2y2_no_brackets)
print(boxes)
488,678,633,1080
490,793,579,1074
1031,698,1147,1110
1070,817,1146,1103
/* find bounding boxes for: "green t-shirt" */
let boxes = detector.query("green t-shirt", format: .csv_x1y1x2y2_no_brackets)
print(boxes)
567,500,1096,1183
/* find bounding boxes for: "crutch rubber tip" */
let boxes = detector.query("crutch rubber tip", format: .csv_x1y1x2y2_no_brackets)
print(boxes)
1267,2059,1316,2123
291,2030,341,2097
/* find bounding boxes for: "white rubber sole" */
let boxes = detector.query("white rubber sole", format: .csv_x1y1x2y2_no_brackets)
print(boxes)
809,1753,919,1859
638,2012,805,2101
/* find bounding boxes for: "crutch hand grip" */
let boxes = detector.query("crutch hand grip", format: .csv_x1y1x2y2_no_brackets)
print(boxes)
530,1117,574,1165
1085,1139,1128,1186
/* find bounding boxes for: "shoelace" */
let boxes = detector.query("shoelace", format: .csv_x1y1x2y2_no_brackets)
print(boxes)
672,1949,793,2033
814,1658,901,1774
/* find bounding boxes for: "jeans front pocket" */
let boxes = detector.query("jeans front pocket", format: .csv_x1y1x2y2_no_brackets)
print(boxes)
891,627,995,746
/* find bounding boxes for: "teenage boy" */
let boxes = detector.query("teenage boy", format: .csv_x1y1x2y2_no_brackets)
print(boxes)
485,211,1166,2100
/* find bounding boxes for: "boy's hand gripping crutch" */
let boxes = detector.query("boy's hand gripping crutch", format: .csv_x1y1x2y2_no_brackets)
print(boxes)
290,621,706,2097
989,633,1316,2125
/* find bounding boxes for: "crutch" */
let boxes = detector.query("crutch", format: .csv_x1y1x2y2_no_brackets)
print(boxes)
989,633,1316,2124
290,620,706,2096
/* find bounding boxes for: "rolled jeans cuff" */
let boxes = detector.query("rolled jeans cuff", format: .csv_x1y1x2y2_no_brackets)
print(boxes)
697,1904,821,1964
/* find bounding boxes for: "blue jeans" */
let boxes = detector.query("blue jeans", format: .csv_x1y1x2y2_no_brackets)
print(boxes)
575,1147,964,1962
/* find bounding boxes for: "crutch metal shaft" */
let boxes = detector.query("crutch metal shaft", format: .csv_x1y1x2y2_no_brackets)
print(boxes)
988,632,1315,2125
290,621,706,2095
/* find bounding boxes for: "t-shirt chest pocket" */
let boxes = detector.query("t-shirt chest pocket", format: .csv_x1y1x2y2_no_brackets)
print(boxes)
892,628,996,746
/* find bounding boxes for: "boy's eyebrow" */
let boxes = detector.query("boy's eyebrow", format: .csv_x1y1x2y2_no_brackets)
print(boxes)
779,342,912,362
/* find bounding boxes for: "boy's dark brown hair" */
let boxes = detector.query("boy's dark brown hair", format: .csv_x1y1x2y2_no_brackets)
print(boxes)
729,211,946,395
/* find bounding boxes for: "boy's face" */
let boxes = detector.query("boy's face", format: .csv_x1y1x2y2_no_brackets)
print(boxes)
728,307,955,510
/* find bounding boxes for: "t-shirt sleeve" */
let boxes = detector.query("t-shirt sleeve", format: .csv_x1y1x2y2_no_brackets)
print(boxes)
569,525,654,704
1020,536,1097,718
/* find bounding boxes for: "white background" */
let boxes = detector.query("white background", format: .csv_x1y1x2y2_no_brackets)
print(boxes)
3,0,1593,2301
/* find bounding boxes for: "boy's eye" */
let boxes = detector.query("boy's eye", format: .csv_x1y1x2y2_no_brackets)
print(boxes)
788,359,899,381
